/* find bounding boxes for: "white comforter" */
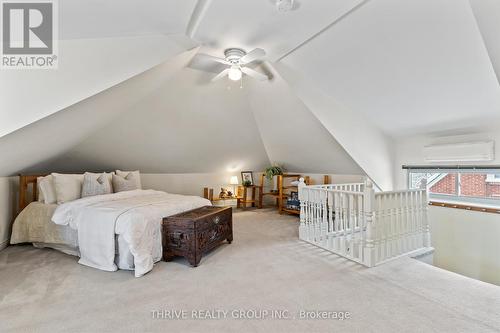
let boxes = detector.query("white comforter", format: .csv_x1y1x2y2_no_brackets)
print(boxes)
52,190,211,277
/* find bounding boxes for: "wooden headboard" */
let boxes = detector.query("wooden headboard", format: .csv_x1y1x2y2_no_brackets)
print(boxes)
18,174,47,215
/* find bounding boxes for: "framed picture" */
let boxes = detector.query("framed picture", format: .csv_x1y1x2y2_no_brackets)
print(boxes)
290,191,298,201
241,171,254,185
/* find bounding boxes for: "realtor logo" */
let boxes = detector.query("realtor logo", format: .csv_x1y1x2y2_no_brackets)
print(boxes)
1,0,58,69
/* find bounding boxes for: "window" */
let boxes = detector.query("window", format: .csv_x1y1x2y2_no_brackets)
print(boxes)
406,166,500,208
486,174,500,183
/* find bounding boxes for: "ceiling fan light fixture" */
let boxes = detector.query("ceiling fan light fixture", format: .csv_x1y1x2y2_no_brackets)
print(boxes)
228,66,242,81
208,48,268,83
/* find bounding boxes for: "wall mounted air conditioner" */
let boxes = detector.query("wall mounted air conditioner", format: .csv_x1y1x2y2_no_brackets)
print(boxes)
423,141,494,162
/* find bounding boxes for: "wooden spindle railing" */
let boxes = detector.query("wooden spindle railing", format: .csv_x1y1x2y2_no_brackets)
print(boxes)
298,179,432,267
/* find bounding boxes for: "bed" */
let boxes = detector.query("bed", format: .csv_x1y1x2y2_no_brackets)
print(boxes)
10,174,211,277
11,201,79,255
10,201,141,269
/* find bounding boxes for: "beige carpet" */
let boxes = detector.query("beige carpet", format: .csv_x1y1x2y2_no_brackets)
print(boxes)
1,209,499,333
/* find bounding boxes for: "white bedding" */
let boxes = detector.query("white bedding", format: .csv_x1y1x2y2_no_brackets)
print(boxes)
10,202,78,254
52,189,211,277
10,202,141,269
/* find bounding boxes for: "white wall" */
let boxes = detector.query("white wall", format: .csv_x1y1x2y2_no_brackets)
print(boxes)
141,173,364,197
429,206,500,286
141,173,242,197
394,130,500,189
300,173,365,186
0,177,17,251
141,172,365,209
395,130,500,286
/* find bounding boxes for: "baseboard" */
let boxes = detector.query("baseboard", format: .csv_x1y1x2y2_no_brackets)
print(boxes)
0,239,8,251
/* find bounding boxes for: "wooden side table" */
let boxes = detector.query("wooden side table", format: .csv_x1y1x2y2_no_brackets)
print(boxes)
237,185,261,209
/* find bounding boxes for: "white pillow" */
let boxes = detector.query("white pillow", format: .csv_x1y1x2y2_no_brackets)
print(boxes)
115,170,141,189
37,177,44,202
38,175,57,204
81,172,113,197
52,173,84,204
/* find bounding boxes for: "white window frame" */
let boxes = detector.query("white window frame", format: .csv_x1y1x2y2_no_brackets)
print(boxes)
486,174,500,183
406,167,500,209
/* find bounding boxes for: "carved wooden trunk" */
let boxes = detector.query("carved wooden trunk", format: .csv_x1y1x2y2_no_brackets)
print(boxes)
162,206,233,267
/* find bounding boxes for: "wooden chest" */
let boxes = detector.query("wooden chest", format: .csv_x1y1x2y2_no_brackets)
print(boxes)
162,206,233,267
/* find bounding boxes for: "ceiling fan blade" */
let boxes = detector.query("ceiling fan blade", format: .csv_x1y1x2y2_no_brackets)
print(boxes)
211,68,230,82
240,48,266,64
197,53,231,66
241,67,269,81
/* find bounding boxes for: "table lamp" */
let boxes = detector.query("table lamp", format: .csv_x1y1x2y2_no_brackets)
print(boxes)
230,176,239,197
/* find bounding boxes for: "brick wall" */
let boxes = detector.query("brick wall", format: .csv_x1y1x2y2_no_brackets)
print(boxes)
460,174,486,197
430,174,456,195
486,183,500,197
430,173,500,198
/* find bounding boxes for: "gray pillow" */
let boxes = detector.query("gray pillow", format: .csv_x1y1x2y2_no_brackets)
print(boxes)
115,170,142,189
112,173,140,193
81,172,113,198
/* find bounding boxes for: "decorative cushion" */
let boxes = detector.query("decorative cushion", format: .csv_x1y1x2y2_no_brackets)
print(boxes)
81,172,113,198
112,173,140,193
38,175,57,204
115,170,142,189
52,173,84,204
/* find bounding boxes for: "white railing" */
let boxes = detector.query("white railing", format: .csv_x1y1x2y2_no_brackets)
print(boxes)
298,180,431,267
307,183,365,192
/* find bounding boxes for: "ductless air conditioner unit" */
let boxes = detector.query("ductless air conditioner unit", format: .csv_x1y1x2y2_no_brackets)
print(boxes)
423,141,495,162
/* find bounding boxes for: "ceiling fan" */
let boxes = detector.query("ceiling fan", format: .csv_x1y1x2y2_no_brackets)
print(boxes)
198,48,269,82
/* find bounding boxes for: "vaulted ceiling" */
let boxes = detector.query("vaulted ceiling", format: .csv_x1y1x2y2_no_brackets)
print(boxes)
2,0,500,190
59,0,197,40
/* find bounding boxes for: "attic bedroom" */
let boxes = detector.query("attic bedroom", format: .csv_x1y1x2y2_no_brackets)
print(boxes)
1,0,500,332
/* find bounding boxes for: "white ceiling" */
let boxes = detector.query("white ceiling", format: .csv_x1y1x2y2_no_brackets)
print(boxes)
0,35,189,138
247,65,363,175
281,0,500,137
60,0,197,39
47,0,500,139
4,0,500,181
469,0,500,82
42,68,271,174
0,49,199,176
190,0,365,61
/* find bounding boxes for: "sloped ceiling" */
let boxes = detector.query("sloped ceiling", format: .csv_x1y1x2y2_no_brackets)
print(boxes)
247,65,363,175
34,68,271,174
2,0,500,190
2,61,365,176
60,0,197,39
0,49,199,175
0,35,193,138
469,0,500,83
191,0,365,61
272,61,394,190
0,0,198,138
280,0,500,138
